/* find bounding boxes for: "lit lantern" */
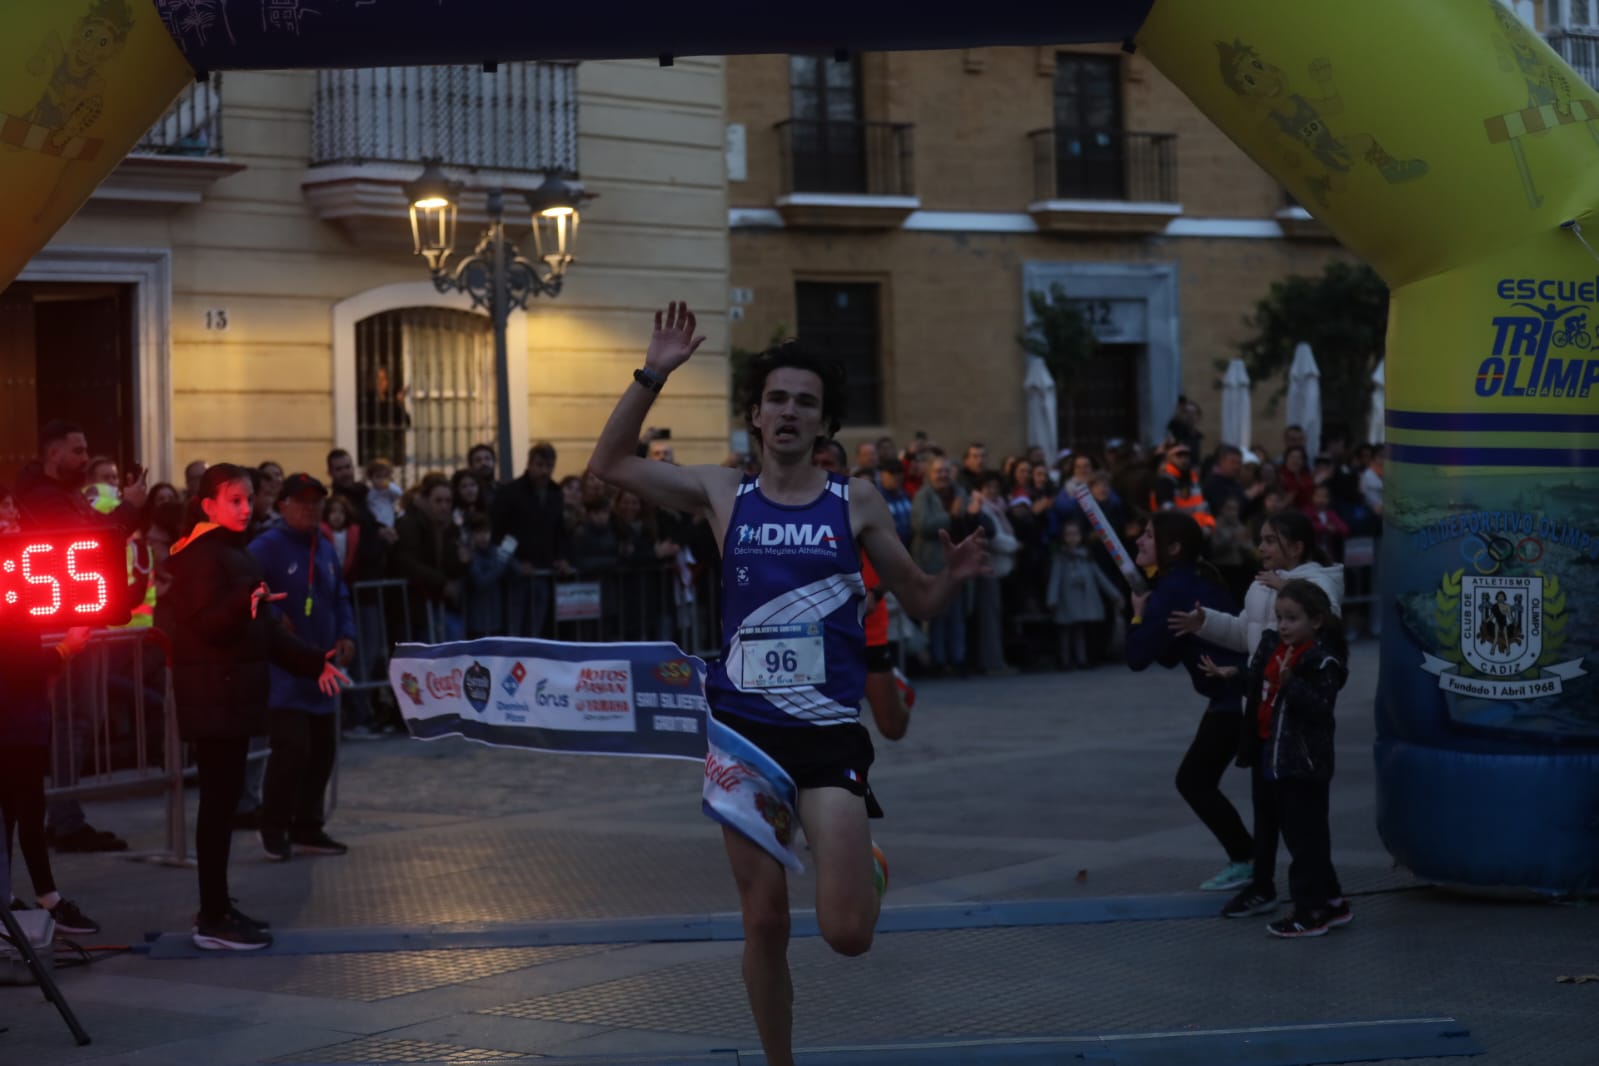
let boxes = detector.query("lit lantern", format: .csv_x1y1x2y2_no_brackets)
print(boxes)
404,158,461,271
526,173,582,283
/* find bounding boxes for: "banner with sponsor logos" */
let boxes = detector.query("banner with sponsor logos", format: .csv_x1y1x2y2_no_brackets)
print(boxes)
388,639,709,760
1138,0,1599,893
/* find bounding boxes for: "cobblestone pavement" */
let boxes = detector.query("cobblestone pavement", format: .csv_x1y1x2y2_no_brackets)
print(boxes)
4,643,1596,1064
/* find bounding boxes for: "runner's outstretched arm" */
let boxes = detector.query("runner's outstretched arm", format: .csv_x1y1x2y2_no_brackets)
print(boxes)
853,480,989,620
588,302,730,513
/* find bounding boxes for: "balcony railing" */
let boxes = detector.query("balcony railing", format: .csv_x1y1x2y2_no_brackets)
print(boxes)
1028,128,1177,203
311,63,578,175
1547,28,1599,90
133,74,224,157
775,119,915,197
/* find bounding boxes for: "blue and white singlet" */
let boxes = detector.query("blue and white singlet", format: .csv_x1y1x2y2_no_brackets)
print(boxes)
706,472,867,726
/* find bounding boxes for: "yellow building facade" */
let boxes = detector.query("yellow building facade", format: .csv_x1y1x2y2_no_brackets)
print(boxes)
725,45,1353,462
3,59,731,487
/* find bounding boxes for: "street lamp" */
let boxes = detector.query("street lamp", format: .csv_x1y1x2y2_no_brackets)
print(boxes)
404,159,586,481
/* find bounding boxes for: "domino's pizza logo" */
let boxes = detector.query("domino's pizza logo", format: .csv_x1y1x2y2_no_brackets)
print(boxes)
502,661,528,696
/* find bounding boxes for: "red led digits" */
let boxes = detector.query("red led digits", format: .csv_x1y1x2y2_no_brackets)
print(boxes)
68,539,109,613
0,531,129,627
21,543,62,616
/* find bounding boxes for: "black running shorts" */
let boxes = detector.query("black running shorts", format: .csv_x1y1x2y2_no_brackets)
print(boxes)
713,710,883,818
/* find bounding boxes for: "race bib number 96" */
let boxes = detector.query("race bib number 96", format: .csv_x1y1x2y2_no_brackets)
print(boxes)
739,623,827,689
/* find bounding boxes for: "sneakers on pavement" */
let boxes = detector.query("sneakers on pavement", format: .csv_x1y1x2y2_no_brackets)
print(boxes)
1199,860,1255,892
290,829,348,856
1222,885,1278,918
193,912,273,951
1324,898,1353,928
46,898,101,936
259,830,292,862
1267,909,1332,938
193,899,271,933
871,842,889,898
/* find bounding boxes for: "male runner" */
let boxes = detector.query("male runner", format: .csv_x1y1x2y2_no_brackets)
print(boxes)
589,303,987,1065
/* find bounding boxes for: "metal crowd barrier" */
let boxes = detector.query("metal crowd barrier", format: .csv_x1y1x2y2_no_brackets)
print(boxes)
349,561,724,667
42,627,187,866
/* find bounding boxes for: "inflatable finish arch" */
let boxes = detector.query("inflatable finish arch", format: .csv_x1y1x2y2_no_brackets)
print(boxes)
2,0,1595,894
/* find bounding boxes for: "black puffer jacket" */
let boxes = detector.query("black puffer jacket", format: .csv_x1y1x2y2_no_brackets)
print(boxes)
1236,631,1348,782
156,523,326,741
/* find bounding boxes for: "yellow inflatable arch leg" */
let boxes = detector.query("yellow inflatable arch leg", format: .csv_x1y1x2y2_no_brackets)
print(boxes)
1139,0,1599,893
0,0,193,286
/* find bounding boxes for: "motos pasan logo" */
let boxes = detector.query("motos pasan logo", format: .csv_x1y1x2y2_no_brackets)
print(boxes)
734,523,838,550
1477,281,1599,399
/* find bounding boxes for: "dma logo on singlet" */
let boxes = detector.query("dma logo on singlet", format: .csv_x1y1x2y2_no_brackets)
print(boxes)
734,522,838,556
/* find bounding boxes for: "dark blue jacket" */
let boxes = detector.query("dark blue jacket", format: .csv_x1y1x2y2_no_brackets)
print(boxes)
1125,561,1248,707
249,525,356,715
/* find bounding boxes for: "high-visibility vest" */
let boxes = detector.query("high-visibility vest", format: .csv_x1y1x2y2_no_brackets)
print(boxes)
87,482,156,627
1149,463,1216,530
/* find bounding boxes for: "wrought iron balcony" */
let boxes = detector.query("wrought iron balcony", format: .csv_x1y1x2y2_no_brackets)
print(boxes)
94,73,240,208
133,74,225,157
1029,127,1177,204
771,119,916,227
775,119,915,196
310,63,578,177
304,62,579,244
1547,28,1599,90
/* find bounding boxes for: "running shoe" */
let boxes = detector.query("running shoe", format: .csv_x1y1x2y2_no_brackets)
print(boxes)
1267,909,1332,938
1222,886,1278,918
46,898,100,936
1324,898,1353,928
193,912,273,951
892,667,916,709
871,842,889,898
290,829,349,856
1199,861,1254,892
259,830,292,862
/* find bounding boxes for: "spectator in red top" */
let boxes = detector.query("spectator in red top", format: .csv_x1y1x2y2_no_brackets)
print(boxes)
1303,483,1349,563
1277,446,1316,511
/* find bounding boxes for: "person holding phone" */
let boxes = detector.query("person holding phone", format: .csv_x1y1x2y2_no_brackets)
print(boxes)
158,464,350,951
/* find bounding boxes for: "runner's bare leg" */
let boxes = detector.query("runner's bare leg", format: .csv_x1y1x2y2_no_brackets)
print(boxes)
722,825,794,1066
800,786,879,955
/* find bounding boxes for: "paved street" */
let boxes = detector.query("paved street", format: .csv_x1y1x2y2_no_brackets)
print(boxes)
4,642,1596,1064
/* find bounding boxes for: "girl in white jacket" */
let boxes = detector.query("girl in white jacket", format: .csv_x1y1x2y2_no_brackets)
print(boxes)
1169,510,1344,657
1168,509,1344,921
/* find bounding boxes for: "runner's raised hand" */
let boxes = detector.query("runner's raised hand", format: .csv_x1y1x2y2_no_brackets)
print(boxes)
644,301,706,375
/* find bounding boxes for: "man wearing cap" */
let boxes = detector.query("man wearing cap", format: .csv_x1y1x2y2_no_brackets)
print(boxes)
248,474,357,860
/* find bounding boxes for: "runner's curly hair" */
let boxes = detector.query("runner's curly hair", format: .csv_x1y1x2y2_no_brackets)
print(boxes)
738,340,847,449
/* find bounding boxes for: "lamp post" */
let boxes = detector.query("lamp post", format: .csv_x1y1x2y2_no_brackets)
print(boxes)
404,159,584,482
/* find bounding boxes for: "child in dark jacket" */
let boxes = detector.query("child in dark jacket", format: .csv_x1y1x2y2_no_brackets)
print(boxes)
1203,578,1350,937
462,514,509,638
1125,512,1254,894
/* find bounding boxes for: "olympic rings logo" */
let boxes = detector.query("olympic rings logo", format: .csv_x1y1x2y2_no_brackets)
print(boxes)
1459,532,1543,573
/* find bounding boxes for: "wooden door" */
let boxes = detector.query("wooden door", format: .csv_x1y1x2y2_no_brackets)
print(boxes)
0,290,39,486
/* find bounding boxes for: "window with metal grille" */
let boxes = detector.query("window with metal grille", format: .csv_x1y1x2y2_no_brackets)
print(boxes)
794,282,882,425
355,308,494,486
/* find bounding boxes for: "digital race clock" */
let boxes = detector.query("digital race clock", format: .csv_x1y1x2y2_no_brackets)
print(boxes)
0,530,131,628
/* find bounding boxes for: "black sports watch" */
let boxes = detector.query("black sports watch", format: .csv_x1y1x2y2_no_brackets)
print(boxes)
633,367,665,393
